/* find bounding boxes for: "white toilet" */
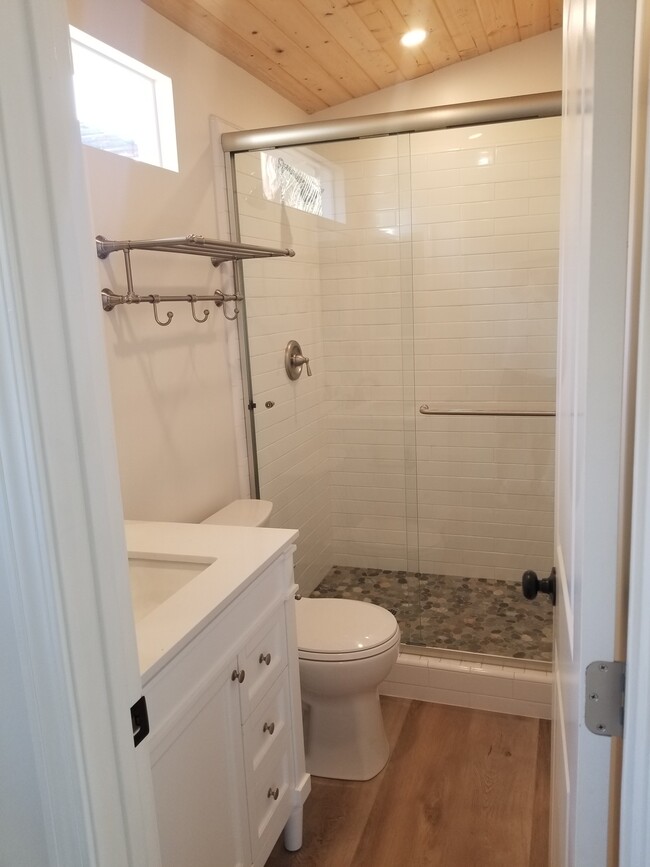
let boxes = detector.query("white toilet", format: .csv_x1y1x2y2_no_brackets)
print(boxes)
296,596,399,781
202,499,400,781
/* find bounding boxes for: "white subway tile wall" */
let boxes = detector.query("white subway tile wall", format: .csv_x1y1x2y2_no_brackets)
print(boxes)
319,136,410,572
235,151,332,595
410,119,559,580
234,115,560,596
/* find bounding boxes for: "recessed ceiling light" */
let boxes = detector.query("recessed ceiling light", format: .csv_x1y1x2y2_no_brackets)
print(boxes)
401,28,427,48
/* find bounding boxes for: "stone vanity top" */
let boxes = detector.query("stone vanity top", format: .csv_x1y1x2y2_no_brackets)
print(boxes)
126,520,298,681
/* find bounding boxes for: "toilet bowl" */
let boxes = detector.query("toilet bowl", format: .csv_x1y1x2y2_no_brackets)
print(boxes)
297,597,400,781
202,499,400,781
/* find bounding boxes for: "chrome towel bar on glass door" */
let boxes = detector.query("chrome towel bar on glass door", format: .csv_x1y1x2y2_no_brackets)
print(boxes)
419,405,555,417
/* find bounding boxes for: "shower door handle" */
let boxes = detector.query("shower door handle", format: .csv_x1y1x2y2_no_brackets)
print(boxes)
522,567,556,606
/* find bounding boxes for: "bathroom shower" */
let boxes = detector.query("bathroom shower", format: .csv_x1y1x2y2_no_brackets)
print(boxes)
223,96,561,666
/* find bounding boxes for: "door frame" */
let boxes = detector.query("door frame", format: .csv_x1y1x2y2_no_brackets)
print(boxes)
0,0,159,863
620,221,650,860
2,0,650,864
620,2,650,855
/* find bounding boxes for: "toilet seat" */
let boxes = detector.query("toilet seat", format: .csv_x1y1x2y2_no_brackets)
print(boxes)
297,598,400,662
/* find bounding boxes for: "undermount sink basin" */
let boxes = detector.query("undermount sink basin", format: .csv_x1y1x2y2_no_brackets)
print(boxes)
129,556,215,622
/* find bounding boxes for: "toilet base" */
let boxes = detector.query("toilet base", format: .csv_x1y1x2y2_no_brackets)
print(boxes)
301,687,390,781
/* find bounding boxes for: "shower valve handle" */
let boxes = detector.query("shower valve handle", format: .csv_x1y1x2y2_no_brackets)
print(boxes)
292,354,312,376
285,339,312,379
521,567,556,606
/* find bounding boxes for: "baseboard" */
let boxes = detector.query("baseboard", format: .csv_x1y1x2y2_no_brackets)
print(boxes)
380,652,552,719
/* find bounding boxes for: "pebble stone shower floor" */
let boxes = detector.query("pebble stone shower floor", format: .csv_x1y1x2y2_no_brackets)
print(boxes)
312,565,553,662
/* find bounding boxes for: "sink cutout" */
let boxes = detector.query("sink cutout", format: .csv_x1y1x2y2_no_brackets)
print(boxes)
129,556,215,621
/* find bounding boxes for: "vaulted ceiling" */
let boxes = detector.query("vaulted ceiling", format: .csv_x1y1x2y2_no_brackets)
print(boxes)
143,0,562,114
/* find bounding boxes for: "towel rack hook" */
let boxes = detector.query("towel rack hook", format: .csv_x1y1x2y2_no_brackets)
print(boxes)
188,295,210,323
150,295,173,327
222,298,240,321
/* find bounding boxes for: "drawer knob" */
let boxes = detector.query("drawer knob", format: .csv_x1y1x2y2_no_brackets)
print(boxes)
259,652,272,666
267,786,279,801
263,721,275,736
231,669,245,683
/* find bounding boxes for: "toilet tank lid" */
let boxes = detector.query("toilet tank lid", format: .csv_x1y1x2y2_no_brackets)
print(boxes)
296,597,399,654
202,499,273,527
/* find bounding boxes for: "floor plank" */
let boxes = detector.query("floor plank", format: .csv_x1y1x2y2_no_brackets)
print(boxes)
529,716,551,867
266,698,550,867
266,698,412,867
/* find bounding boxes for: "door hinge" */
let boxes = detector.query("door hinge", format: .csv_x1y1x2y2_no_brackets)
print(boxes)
130,695,150,747
585,661,625,738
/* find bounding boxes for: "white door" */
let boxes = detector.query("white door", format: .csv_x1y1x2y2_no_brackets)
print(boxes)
552,0,637,864
0,0,160,863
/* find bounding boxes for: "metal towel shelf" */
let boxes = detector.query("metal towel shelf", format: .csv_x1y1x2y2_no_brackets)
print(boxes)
96,234,295,326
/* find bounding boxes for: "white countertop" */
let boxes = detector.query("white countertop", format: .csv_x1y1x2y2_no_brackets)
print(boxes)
125,521,299,681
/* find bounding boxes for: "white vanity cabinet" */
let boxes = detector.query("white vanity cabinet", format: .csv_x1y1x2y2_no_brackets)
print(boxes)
139,544,309,867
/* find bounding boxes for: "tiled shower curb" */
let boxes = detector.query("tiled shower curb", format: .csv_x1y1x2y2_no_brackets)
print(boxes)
380,652,552,719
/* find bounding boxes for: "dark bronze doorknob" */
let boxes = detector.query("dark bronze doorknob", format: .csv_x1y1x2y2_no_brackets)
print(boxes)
522,567,556,606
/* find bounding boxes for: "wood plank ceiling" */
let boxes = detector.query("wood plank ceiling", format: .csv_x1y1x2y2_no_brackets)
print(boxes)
143,0,563,114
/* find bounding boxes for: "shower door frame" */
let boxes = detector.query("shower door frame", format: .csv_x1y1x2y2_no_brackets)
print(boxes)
223,91,562,505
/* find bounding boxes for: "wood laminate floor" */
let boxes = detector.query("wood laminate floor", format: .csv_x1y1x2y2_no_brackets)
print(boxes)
266,698,550,867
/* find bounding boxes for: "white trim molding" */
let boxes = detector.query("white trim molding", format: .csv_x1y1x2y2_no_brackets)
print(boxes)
620,0,650,850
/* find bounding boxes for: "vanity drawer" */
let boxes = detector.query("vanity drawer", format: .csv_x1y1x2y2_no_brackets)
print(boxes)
247,738,293,863
243,669,292,780
239,607,288,718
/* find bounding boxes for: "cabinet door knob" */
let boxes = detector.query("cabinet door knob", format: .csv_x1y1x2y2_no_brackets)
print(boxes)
263,721,275,735
259,652,272,666
267,787,279,801
231,669,245,683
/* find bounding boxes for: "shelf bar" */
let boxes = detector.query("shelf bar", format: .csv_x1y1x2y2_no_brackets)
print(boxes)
101,288,240,311
96,234,294,262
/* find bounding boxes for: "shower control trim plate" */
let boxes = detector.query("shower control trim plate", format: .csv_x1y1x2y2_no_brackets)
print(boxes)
585,661,625,738
285,339,312,380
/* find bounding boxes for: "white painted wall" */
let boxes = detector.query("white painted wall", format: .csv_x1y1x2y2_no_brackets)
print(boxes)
313,29,562,121
66,0,307,522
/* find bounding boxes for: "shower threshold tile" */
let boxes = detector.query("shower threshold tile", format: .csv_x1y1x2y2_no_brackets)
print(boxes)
312,565,553,662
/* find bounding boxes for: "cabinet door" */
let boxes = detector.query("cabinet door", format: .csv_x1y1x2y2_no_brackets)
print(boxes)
150,661,251,867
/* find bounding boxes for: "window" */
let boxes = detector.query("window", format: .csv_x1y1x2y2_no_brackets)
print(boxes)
69,27,178,172
261,149,341,220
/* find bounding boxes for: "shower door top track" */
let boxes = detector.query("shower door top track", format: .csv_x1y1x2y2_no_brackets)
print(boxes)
221,91,561,154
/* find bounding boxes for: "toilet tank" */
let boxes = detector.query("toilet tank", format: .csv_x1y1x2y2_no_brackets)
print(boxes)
202,499,273,528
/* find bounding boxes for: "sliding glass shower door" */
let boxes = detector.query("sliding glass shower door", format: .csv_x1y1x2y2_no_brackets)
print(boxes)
408,118,560,658
230,113,560,662
232,136,421,642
